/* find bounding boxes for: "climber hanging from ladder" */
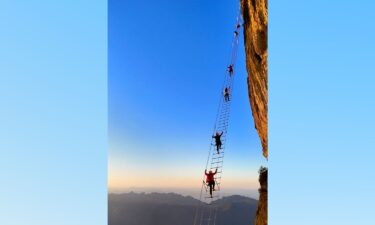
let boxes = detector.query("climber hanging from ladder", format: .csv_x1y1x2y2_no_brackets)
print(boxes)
227,64,234,76
205,168,218,198
224,87,230,102
212,131,223,154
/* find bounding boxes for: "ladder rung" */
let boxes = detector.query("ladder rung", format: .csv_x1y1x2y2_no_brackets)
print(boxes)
212,156,223,160
210,163,223,166
210,164,223,167
213,152,224,155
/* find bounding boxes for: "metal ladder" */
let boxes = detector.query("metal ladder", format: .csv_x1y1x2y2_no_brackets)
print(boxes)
193,13,242,225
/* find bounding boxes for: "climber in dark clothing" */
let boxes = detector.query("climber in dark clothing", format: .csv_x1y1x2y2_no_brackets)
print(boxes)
227,64,234,76
234,30,239,36
224,87,230,102
212,131,223,154
205,168,218,198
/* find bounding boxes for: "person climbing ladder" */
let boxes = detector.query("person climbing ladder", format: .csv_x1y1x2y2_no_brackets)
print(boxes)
224,87,230,102
227,64,234,76
205,168,218,198
212,131,223,154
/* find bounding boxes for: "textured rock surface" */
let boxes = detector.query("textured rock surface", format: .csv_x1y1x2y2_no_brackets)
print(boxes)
241,0,268,159
241,1,268,225
255,167,268,225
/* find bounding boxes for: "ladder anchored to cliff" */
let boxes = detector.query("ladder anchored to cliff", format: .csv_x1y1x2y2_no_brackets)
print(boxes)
193,12,242,225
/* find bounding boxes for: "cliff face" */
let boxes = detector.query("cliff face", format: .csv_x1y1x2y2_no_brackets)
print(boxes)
255,167,268,225
240,1,268,225
241,0,268,159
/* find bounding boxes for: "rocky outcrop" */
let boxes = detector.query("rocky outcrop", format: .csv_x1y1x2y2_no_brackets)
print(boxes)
241,1,268,225
241,0,268,159
255,167,268,225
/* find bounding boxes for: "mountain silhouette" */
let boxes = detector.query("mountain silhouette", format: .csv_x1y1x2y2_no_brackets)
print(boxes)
109,192,257,225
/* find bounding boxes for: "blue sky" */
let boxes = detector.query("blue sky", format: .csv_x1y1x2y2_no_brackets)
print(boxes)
108,0,266,197
0,1,107,225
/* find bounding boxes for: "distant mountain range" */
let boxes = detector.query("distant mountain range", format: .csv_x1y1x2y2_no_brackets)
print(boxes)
109,192,258,225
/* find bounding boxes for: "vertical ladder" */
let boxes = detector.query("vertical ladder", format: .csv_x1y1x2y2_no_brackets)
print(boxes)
193,13,242,225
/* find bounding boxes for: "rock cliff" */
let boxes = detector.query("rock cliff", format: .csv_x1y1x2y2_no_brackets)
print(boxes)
241,0,268,159
240,1,268,225
255,167,268,225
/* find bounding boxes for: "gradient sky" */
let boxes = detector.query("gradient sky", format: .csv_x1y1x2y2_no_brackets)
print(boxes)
108,0,267,197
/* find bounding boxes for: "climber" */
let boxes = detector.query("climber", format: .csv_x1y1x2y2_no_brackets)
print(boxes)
205,168,218,198
212,131,223,154
227,64,234,76
234,30,239,36
224,87,230,102
236,23,240,29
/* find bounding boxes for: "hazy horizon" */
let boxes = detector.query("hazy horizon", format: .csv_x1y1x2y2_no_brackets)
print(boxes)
108,186,259,200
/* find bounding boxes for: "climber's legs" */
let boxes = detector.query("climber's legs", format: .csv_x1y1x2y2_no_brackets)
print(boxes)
208,181,215,197
216,141,222,153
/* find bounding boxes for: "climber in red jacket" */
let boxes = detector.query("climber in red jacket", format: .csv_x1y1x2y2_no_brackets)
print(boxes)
205,168,218,198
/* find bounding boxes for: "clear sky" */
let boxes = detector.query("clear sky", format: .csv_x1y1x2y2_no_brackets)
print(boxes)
108,0,267,198
1,1,107,225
